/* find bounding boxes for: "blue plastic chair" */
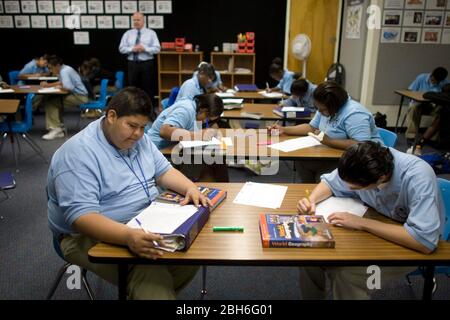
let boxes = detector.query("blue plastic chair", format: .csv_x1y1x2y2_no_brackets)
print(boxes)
378,128,398,148
0,94,47,169
78,79,109,128
167,86,180,106
8,70,20,85
0,171,15,204
107,71,124,97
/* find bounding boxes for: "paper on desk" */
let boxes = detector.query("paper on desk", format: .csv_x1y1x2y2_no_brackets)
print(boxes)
269,136,321,152
0,88,15,93
38,87,61,93
233,182,288,209
315,197,368,222
223,98,244,105
127,202,198,234
179,137,233,149
258,91,284,98
281,106,304,112
216,92,235,98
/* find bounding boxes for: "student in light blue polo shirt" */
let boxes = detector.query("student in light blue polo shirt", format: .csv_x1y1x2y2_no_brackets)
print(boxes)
48,87,209,299
192,62,226,93
281,78,317,111
19,54,50,76
297,141,444,300
268,81,382,182
175,63,216,102
40,55,89,140
405,67,449,140
267,57,301,94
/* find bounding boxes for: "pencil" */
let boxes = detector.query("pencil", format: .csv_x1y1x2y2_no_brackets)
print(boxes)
305,189,315,214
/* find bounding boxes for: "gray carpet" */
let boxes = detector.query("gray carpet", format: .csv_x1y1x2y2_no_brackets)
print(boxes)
0,111,449,300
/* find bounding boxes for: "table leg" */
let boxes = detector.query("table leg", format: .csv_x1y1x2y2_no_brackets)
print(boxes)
422,266,435,300
395,95,404,134
412,104,423,153
118,264,128,300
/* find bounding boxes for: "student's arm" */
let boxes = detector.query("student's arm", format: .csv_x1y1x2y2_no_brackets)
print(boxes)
159,124,195,142
297,181,333,214
320,136,358,150
40,81,62,88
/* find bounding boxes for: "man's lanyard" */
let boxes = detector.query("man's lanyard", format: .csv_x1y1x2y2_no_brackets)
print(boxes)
118,150,151,203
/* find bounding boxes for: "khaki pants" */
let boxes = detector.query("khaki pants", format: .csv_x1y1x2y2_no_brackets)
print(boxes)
299,266,417,300
405,102,440,140
60,234,199,300
44,94,89,130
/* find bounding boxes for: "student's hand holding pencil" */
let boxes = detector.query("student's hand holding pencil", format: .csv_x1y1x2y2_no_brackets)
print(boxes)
297,190,316,214
267,122,283,136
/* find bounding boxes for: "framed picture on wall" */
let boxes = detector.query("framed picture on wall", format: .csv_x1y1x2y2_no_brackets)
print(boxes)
122,1,138,14
139,1,155,13
426,0,447,10
445,12,450,27
0,2,3,14
148,15,164,29
441,29,450,43
114,16,130,29
71,1,87,14
74,31,90,45
4,1,21,14
403,10,424,26
0,16,14,28
54,1,70,14
156,1,172,13
401,27,421,43
48,15,64,28
381,27,401,42
384,0,404,9
81,15,96,29
421,28,442,43
21,1,37,13
448,0,450,9
383,10,403,25
14,16,31,28
38,1,54,13
88,1,104,14
424,11,444,26
105,1,121,14
31,15,47,28
97,15,113,29
404,0,425,9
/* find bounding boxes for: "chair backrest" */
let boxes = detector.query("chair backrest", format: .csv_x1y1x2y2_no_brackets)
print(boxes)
378,128,397,148
9,70,20,85
0,172,16,190
98,79,109,105
325,63,345,87
167,86,180,107
22,93,35,131
115,71,124,90
437,178,450,241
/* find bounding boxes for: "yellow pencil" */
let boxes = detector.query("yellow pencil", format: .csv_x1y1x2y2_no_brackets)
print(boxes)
305,189,315,214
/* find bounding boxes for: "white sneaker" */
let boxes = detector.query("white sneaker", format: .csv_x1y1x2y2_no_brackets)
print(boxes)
406,146,422,156
406,146,413,154
42,127,65,140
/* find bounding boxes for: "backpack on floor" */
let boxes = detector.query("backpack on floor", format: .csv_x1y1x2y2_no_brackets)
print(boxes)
419,152,450,174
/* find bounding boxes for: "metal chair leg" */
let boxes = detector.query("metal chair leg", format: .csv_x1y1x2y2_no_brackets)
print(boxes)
200,265,207,299
46,262,71,300
81,268,95,300
21,133,48,164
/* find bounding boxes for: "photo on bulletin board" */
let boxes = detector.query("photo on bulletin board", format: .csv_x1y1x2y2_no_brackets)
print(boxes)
48,15,64,29
148,15,164,29
54,1,70,14
114,16,130,29
105,1,121,13
0,2,3,14
424,11,444,26
384,0,404,9
14,16,31,28
4,1,21,14
71,1,87,14
74,31,90,45
421,28,442,43
381,27,401,42
88,1,104,14
405,0,425,9
97,15,113,29
139,1,155,13
426,0,447,10
122,1,138,14
401,27,422,43
448,0,450,9
21,1,37,13
38,1,53,13
383,10,403,25
156,1,172,13
441,29,450,43
444,12,450,27
0,16,14,28
81,15,96,29
403,10,424,26
31,15,47,28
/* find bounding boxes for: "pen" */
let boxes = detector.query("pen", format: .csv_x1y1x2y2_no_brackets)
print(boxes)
135,218,160,247
205,118,209,129
266,82,269,92
213,226,244,232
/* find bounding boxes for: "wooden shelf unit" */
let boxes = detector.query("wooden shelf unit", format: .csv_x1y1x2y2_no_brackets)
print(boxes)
210,52,255,89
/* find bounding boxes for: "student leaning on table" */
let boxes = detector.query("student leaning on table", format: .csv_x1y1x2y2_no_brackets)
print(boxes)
268,81,382,183
297,141,444,300
47,87,209,300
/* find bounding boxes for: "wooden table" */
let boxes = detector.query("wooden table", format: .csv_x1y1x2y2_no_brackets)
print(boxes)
223,103,312,124
9,85,69,95
17,75,59,82
88,183,450,300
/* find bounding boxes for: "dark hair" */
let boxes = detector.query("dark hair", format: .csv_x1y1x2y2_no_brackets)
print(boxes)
431,67,448,82
198,63,216,80
338,141,394,186
194,93,224,117
313,81,349,117
269,58,301,79
47,55,63,66
290,79,310,96
89,57,101,69
106,87,153,118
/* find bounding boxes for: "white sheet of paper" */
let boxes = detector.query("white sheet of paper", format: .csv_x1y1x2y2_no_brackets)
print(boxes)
38,87,61,93
315,197,368,222
127,202,198,234
179,137,222,149
216,92,235,98
258,91,283,98
281,106,304,112
269,136,321,152
223,98,244,104
0,88,15,93
233,182,288,209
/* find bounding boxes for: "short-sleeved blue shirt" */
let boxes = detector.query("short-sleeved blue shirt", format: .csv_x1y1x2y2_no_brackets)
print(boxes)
175,76,205,102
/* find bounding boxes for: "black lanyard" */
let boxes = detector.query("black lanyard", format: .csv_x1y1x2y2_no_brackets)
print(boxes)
118,151,151,204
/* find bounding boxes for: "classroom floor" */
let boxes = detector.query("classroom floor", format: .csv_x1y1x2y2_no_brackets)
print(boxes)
0,110,449,300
